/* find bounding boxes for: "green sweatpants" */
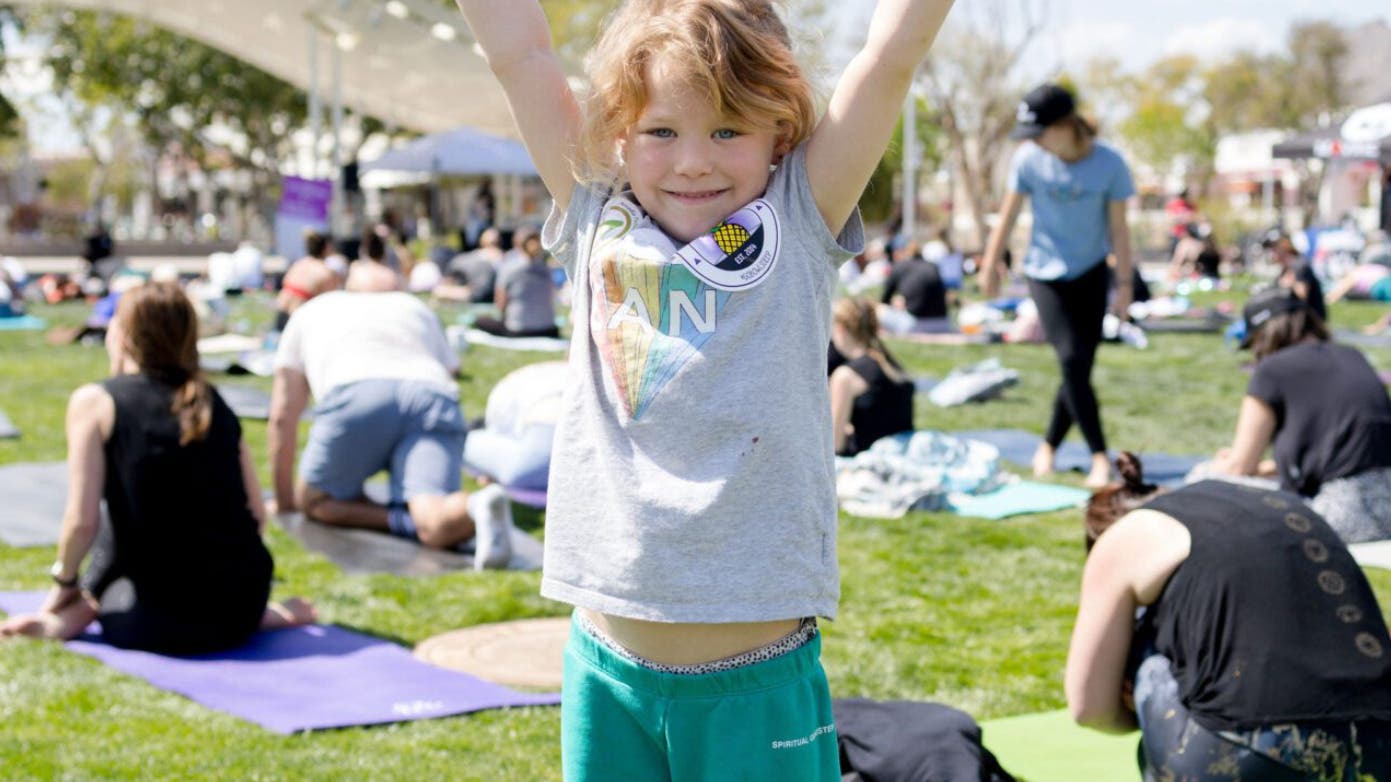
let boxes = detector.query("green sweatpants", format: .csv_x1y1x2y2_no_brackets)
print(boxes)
561,614,839,781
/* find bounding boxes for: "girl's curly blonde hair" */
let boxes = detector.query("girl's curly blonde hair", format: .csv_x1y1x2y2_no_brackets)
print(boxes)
576,0,816,184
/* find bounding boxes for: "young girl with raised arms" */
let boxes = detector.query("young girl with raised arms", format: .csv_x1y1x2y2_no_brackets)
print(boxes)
453,1,953,778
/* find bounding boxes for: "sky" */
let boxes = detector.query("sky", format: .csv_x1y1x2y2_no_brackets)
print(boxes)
831,0,1388,79
1040,0,1389,74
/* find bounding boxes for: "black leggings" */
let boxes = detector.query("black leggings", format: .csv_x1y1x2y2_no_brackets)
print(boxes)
1027,261,1109,454
81,518,270,656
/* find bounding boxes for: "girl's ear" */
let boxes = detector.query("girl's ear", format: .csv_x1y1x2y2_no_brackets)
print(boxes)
614,137,628,170
772,133,791,166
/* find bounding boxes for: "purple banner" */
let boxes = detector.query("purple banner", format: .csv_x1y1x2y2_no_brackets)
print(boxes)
278,176,332,222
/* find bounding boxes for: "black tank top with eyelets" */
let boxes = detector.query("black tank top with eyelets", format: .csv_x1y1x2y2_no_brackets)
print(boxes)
1142,480,1391,732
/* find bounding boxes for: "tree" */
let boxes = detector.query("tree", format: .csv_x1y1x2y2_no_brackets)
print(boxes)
18,7,312,226
1203,51,1291,134
1115,55,1216,181
0,6,21,140
0,92,18,141
1286,20,1351,127
918,0,1048,245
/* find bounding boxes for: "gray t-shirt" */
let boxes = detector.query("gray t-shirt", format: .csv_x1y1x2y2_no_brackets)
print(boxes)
496,251,557,332
540,145,863,622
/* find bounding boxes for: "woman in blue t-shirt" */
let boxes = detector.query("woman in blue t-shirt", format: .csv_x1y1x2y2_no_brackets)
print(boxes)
981,83,1136,488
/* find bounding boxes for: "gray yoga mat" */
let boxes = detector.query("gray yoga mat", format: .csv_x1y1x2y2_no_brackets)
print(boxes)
275,477,543,576
273,513,543,577
0,461,96,547
0,408,18,439
216,385,311,422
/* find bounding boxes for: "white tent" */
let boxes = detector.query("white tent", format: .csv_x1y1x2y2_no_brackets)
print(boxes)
361,126,536,184
8,0,518,137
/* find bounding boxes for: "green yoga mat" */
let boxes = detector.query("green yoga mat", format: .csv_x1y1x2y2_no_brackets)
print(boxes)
980,709,1139,782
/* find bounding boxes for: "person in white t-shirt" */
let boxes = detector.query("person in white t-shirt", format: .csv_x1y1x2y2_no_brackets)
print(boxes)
267,262,513,567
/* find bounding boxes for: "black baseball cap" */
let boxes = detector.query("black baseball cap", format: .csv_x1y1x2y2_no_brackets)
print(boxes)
1011,84,1076,140
1239,287,1306,348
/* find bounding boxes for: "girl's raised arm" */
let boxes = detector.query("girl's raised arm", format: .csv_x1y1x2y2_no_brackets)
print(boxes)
454,1,583,211
806,0,955,235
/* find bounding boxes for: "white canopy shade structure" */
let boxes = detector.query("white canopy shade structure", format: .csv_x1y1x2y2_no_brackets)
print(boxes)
7,0,518,138
360,126,537,189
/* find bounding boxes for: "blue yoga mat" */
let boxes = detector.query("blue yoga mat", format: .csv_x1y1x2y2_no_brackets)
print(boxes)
949,481,1090,520
0,592,560,733
0,314,46,331
955,429,1203,487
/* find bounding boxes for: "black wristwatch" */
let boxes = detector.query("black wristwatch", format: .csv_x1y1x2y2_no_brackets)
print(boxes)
49,561,79,589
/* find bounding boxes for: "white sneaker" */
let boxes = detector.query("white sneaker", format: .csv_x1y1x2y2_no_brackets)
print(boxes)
468,485,514,571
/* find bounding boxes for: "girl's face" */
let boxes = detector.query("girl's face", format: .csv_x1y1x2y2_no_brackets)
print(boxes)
621,60,785,244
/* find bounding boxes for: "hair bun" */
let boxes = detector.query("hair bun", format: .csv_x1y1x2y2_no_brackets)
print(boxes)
1115,451,1146,489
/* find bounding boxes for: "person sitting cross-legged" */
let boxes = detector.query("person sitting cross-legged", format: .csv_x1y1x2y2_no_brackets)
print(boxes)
1,283,315,652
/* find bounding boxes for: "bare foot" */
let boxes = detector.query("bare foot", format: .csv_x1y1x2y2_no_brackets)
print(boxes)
0,599,97,641
1084,454,1113,489
1032,443,1056,478
261,597,318,630
0,612,63,639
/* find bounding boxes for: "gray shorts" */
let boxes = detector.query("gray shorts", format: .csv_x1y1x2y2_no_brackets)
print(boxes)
299,379,465,505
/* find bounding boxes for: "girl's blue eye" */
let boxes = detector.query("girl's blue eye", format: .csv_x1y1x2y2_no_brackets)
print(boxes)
646,128,675,138
714,129,739,140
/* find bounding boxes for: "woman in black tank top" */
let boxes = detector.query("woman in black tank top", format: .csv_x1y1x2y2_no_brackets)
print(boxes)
829,298,914,456
1066,454,1391,780
0,283,315,654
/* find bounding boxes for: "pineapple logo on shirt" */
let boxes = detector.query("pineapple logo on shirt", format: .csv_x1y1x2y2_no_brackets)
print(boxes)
590,196,781,420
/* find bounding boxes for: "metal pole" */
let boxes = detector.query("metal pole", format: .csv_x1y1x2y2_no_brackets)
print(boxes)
1263,174,1275,225
307,26,321,179
331,41,345,236
902,92,917,242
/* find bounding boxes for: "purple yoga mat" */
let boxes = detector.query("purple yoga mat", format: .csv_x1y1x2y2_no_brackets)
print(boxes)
505,484,548,509
0,592,560,734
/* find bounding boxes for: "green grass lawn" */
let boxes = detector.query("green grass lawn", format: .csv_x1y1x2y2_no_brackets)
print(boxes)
2,289,1390,780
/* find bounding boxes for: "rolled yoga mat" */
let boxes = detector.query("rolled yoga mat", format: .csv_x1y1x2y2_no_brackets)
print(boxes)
0,591,561,734
979,709,1139,782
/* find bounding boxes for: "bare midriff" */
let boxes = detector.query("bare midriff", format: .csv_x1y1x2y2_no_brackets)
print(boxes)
581,608,802,666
